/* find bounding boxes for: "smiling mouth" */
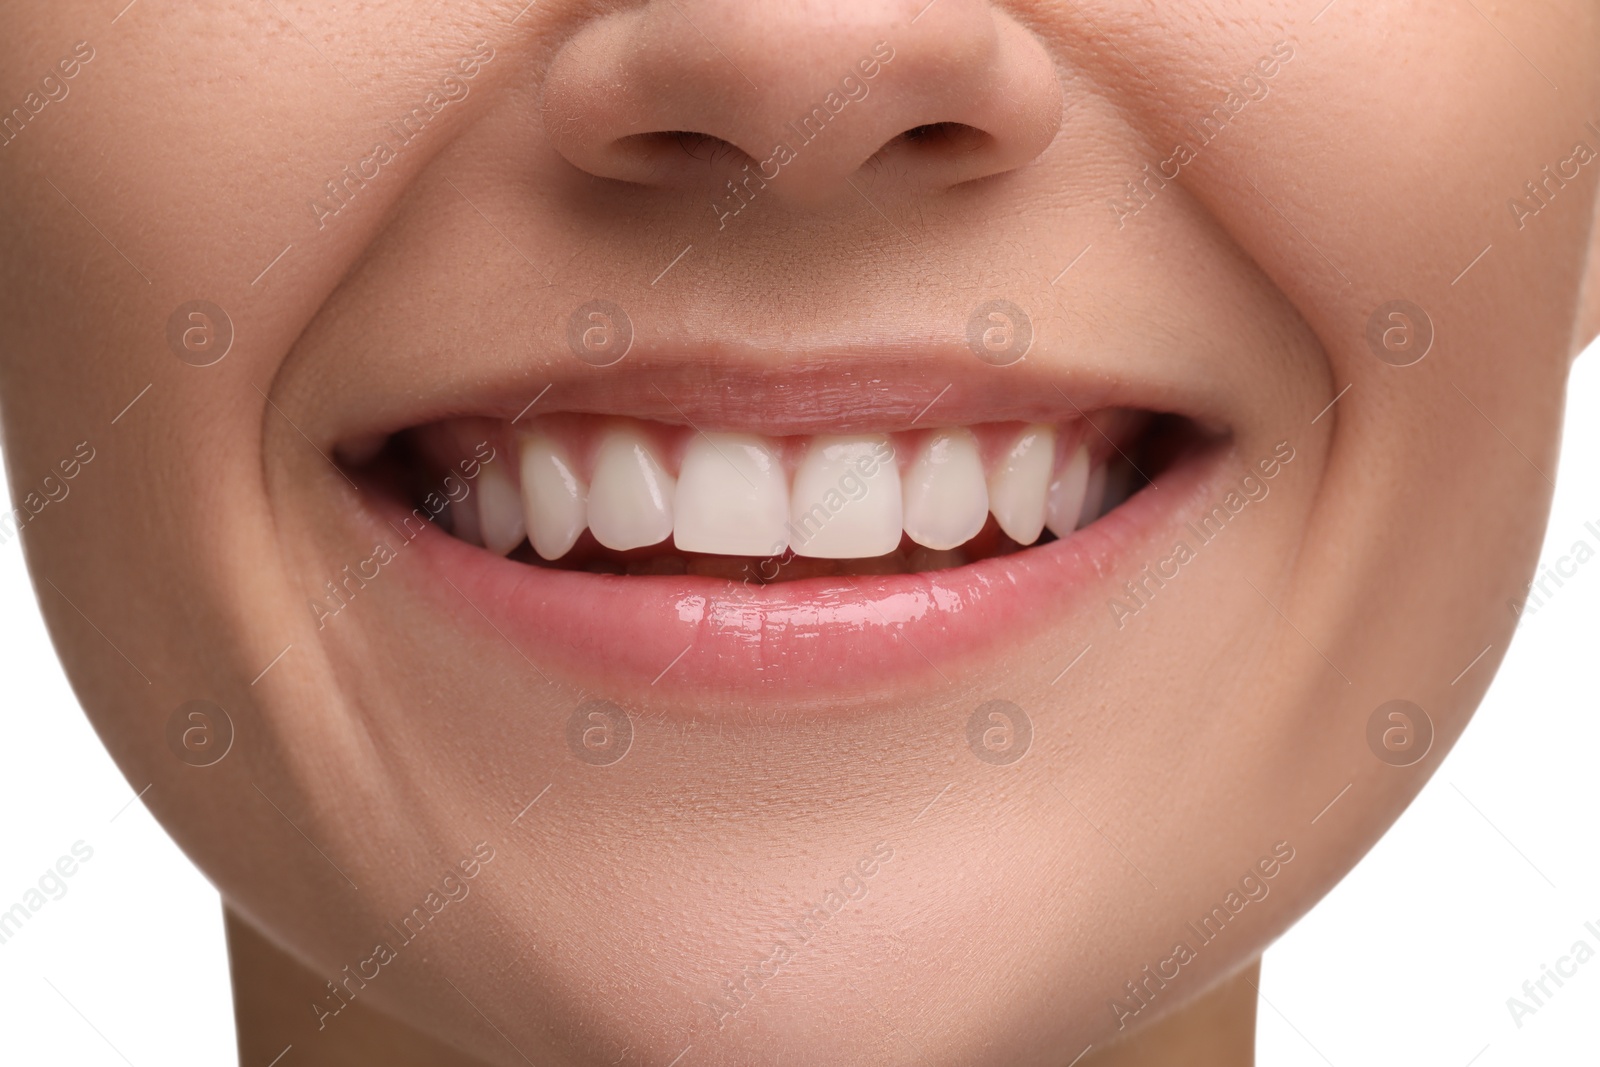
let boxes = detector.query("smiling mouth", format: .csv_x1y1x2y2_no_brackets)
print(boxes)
370,407,1169,581
328,354,1227,700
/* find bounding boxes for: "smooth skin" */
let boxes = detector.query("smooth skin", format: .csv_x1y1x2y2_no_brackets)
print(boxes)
2,1,1599,1064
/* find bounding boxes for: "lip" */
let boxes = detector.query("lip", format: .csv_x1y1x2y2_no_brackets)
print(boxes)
322,341,1228,444
376,430,1225,708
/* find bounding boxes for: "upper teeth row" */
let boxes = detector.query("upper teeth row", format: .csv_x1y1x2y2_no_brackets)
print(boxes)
459,422,1114,561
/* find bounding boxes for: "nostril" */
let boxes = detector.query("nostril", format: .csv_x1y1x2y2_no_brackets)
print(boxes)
609,130,751,179
637,131,741,161
869,122,998,181
885,122,991,155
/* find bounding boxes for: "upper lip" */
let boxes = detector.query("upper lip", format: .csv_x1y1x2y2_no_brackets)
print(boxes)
324,340,1226,446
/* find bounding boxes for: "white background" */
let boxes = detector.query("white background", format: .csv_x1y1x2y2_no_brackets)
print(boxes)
1,347,1596,1065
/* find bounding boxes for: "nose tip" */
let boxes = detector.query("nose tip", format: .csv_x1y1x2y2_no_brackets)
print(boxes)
541,0,1063,205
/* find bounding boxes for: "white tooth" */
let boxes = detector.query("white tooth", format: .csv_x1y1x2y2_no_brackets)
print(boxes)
987,424,1055,545
587,425,674,551
453,490,483,546
476,459,527,556
1077,463,1107,529
901,428,988,551
789,434,902,558
518,431,588,560
673,433,789,556
1044,444,1090,539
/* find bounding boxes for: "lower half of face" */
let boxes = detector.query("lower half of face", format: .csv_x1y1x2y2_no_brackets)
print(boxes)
1,0,1596,1063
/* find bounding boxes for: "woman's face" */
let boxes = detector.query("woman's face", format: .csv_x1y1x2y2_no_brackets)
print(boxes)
3,0,1597,1062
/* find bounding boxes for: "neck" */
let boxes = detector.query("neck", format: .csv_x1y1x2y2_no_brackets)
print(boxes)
227,909,478,1066
229,907,1259,1066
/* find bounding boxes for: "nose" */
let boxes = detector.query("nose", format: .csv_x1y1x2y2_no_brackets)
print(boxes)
540,0,1063,205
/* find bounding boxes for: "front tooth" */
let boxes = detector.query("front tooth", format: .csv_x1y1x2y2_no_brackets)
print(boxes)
476,459,527,556
452,489,483,546
901,428,988,551
587,425,674,551
987,424,1055,545
1077,463,1107,529
789,434,901,558
518,431,587,560
1044,444,1090,538
673,432,789,556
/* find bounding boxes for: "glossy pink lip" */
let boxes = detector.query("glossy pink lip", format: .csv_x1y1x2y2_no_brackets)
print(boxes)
325,344,1224,444
387,438,1223,706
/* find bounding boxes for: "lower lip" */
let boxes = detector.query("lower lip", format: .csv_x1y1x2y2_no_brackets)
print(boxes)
394,446,1220,708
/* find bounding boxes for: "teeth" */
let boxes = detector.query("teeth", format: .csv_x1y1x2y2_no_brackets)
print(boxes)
587,424,675,551
445,419,1130,564
902,428,989,551
1044,444,1090,539
476,459,528,556
518,431,588,561
452,486,483,546
1077,463,1107,529
987,424,1055,545
789,434,902,559
673,433,790,556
